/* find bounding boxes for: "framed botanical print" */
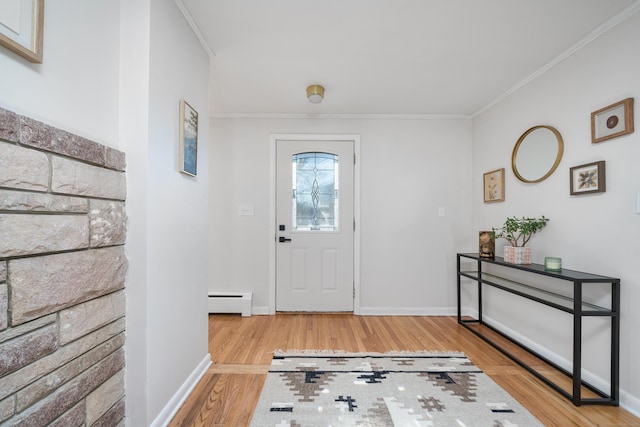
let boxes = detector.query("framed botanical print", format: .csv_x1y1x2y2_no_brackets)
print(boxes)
483,168,505,203
570,161,605,195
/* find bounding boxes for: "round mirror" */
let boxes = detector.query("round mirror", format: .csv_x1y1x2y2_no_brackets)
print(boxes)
512,125,564,183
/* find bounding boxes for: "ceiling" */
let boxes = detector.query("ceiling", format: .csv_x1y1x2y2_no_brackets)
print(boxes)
181,0,637,117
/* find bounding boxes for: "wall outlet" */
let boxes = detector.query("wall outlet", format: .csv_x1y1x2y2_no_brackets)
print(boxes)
239,204,254,216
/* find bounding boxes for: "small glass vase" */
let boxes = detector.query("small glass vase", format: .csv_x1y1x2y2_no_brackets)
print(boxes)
544,257,562,271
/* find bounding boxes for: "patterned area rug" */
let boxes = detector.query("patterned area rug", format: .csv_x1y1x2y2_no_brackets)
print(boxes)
250,352,543,427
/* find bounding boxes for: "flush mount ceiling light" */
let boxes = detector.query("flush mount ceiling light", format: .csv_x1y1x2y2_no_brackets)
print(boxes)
306,85,325,104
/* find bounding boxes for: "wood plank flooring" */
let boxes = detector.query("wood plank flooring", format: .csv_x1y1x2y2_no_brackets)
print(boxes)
168,314,640,427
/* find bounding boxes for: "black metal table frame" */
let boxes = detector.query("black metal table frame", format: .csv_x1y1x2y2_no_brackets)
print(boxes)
456,253,620,406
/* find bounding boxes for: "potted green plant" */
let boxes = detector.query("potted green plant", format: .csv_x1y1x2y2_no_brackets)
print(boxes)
491,216,549,264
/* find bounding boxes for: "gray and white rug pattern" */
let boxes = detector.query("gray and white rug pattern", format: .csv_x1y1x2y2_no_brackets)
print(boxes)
250,352,543,427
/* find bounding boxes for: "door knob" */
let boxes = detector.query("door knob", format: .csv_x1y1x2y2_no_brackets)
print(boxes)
279,236,292,243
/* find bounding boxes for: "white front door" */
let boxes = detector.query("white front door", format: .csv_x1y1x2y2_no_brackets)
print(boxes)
276,140,354,312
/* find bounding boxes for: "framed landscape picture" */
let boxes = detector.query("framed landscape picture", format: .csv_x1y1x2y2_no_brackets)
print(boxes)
0,0,45,63
570,161,605,195
483,168,505,203
179,100,198,176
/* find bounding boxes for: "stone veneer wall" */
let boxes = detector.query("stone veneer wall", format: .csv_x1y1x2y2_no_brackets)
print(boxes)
0,107,127,427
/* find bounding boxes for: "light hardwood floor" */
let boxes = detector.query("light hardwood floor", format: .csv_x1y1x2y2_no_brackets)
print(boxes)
168,314,640,427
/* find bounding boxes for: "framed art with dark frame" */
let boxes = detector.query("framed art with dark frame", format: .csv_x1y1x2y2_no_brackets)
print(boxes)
570,161,606,195
0,0,45,63
591,98,634,143
483,168,505,203
179,100,198,176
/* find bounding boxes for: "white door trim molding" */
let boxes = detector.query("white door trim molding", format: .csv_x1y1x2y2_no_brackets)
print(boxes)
269,134,361,315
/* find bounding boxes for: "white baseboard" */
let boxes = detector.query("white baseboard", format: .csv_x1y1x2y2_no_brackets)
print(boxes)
150,353,212,427
250,306,270,315
249,307,458,316
462,310,634,410
620,389,640,418
358,307,457,316
476,314,573,371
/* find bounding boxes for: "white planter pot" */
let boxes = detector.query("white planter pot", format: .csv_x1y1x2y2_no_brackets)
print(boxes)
503,246,531,264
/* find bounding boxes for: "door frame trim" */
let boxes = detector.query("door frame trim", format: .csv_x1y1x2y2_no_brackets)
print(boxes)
269,134,361,315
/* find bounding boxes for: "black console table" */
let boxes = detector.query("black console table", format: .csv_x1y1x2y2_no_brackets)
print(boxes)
456,253,619,406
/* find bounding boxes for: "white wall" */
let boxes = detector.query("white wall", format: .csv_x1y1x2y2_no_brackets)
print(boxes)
472,10,640,414
0,1,210,424
0,0,121,148
120,1,150,426
146,0,210,423
209,117,473,314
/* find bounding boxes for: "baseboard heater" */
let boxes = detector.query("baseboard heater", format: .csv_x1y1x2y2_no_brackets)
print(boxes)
207,292,252,317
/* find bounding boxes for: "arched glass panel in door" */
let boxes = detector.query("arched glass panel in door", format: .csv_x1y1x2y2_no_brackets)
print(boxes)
291,152,339,231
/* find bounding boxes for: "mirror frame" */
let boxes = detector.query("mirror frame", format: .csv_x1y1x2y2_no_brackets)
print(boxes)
511,125,564,183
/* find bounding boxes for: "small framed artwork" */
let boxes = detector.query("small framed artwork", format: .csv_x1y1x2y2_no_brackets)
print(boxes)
570,161,606,195
483,168,505,203
591,98,634,143
179,100,198,176
0,0,45,63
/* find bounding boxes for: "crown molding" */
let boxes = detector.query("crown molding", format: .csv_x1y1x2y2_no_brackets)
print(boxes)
174,0,215,59
211,113,471,120
472,0,640,118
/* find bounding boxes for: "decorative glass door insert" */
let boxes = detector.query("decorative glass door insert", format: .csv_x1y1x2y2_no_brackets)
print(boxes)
291,152,339,231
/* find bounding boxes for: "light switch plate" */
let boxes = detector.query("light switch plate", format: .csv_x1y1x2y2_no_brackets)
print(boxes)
637,192,640,214
438,207,446,217
239,205,254,216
